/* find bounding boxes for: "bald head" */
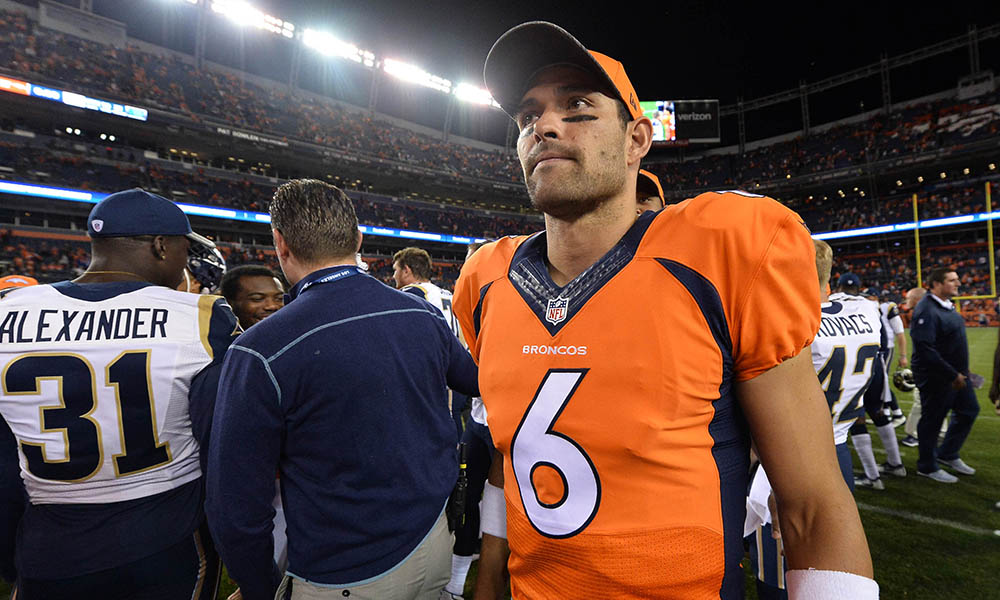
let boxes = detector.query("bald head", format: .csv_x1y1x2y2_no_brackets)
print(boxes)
904,287,927,310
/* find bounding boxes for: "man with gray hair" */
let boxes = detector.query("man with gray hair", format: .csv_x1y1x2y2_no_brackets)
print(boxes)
206,180,479,600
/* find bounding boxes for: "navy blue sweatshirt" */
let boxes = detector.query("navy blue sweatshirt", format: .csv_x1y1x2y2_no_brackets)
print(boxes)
205,265,479,600
910,293,969,387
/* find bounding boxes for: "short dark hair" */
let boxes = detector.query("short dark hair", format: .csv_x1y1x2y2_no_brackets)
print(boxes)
928,267,955,287
220,264,280,303
392,247,434,281
270,180,359,263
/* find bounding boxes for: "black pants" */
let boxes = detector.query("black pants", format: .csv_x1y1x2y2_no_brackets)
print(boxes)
862,354,890,426
453,419,494,556
14,521,220,600
916,380,979,473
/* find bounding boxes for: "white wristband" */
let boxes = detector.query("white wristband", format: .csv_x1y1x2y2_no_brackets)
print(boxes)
787,569,878,599
480,481,507,539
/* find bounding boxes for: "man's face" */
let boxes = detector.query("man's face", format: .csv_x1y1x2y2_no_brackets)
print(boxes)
231,275,284,328
934,271,960,299
635,193,663,214
515,65,629,221
904,289,925,309
392,261,413,288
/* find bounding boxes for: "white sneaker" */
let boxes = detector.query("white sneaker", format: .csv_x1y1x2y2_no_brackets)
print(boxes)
939,458,975,475
438,591,464,600
854,476,885,490
918,469,959,483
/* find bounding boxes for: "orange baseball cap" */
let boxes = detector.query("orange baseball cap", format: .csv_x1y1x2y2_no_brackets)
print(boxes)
484,21,643,122
637,169,664,205
0,274,38,290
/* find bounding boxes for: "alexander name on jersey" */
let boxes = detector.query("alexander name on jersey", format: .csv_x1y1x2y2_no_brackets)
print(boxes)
0,306,170,344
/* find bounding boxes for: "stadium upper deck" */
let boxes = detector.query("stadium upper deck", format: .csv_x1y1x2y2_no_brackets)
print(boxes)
1,4,998,207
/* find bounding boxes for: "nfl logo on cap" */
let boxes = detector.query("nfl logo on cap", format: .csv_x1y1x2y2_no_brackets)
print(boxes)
91,220,104,233
545,297,569,325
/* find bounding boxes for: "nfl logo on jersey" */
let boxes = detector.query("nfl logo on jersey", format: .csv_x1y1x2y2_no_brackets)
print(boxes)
545,297,569,325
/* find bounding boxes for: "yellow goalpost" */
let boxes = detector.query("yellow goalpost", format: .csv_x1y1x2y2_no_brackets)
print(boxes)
915,182,996,312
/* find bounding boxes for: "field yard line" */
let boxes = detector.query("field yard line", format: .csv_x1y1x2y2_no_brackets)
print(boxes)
855,502,1000,536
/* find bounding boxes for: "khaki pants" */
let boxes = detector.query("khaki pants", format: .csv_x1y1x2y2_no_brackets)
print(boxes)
274,512,451,600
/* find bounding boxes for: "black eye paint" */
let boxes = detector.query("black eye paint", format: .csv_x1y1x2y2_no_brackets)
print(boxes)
563,115,598,122
519,125,535,138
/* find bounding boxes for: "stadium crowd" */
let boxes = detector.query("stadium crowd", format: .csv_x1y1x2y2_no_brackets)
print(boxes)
2,135,997,241
0,9,523,183
0,140,542,240
0,228,464,291
2,6,999,193
649,92,1000,192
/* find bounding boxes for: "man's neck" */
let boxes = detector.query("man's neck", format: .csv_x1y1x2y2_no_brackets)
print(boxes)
543,196,636,287
285,257,357,286
75,259,156,285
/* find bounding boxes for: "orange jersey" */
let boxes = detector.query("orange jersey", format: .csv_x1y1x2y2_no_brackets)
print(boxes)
454,191,820,599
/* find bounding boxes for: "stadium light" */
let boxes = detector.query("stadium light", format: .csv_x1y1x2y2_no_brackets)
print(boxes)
453,83,501,108
211,1,294,38
383,58,451,93
302,29,375,67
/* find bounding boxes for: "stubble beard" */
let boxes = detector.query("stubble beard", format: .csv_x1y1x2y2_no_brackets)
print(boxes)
525,156,627,222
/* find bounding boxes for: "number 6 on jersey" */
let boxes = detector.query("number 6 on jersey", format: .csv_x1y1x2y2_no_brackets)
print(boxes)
510,369,601,538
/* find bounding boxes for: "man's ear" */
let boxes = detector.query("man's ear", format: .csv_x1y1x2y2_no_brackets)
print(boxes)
152,235,168,260
272,228,290,261
627,116,654,168
355,230,363,254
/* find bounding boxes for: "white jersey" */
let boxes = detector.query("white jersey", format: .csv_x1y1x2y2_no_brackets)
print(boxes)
0,283,234,504
816,293,883,444
879,301,904,349
402,280,458,338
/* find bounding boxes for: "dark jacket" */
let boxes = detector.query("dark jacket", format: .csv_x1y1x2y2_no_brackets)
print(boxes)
204,265,479,600
909,293,968,387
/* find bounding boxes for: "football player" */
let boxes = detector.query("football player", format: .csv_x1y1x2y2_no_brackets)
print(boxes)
635,168,665,215
455,21,875,599
875,296,908,426
393,247,459,337
0,189,238,599
829,277,903,489
746,242,882,599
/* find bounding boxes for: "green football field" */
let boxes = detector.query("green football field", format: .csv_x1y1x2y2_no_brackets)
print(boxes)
4,330,999,600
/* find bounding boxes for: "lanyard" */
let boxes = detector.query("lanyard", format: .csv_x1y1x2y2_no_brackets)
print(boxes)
292,267,365,300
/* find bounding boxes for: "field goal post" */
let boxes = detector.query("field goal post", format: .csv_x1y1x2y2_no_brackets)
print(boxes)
914,182,996,314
